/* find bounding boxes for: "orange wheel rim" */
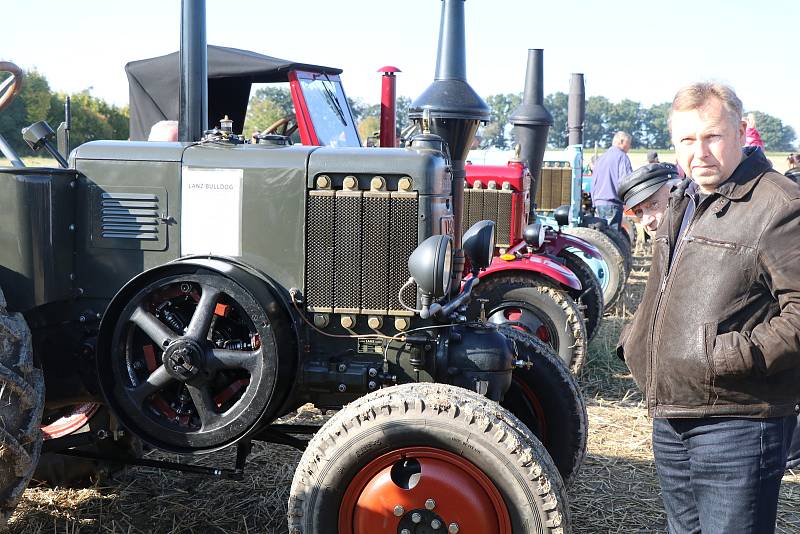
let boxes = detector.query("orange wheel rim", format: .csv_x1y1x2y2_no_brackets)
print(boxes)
513,375,548,443
338,446,512,534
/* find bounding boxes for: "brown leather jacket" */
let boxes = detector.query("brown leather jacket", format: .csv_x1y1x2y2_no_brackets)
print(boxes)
618,148,800,418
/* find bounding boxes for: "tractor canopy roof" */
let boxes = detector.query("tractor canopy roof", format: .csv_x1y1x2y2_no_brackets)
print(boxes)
125,45,342,141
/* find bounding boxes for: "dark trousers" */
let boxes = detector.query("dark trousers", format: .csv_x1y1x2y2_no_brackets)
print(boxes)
595,203,622,232
652,416,796,534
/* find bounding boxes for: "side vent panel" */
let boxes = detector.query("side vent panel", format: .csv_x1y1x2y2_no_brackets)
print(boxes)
90,186,168,251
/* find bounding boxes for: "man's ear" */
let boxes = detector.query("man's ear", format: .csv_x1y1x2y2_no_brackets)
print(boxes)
738,119,747,143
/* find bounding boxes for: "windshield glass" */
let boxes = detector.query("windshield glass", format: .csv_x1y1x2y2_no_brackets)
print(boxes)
298,76,360,147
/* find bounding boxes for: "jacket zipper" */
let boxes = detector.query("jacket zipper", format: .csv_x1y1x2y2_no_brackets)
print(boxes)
647,195,706,412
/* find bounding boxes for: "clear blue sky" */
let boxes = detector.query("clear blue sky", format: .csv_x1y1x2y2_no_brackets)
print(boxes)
4,0,799,145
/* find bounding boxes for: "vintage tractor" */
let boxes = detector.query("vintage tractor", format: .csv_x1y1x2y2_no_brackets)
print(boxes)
0,1,586,531
125,42,591,373
465,70,632,312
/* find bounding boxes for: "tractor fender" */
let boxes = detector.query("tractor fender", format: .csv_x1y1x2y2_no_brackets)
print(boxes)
477,255,582,290
543,232,601,259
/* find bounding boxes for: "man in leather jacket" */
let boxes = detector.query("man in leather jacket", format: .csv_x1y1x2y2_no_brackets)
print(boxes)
617,82,800,533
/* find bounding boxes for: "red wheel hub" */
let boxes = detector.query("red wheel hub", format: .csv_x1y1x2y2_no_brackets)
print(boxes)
339,447,511,534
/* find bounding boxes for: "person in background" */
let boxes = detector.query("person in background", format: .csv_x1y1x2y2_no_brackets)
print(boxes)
590,131,633,231
647,150,660,164
785,153,800,184
618,163,680,237
148,120,179,142
744,112,765,149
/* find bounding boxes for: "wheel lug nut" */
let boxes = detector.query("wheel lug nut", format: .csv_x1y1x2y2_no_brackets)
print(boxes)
411,512,422,523
425,498,436,510
448,523,460,533
431,519,442,529
393,505,405,517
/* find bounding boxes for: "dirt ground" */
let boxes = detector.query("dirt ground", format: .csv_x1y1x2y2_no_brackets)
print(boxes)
8,249,800,533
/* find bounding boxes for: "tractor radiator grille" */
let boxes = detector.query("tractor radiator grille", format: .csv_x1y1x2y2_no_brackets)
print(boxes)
537,164,573,211
305,188,418,315
462,187,514,247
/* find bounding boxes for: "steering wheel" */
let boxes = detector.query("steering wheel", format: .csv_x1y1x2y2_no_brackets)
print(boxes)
261,116,298,138
0,62,23,113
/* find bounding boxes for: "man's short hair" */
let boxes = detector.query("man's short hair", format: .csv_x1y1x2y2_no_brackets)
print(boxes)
669,82,743,130
612,131,631,145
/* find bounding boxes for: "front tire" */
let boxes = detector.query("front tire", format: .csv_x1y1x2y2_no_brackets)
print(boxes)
558,249,604,341
288,383,569,534
0,289,44,525
563,226,628,309
473,274,587,374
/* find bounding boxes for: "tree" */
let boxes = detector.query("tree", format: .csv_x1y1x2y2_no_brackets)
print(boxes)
749,111,796,151
642,102,671,149
544,91,568,148
244,86,294,136
583,96,612,149
607,99,644,147
481,93,522,149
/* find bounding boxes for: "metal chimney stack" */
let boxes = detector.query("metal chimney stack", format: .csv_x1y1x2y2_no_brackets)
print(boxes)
509,49,553,220
179,0,208,142
567,73,585,146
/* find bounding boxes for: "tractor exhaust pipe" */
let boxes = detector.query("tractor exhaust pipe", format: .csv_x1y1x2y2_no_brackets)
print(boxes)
410,0,489,294
567,73,585,224
567,73,585,146
509,49,553,220
179,0,208,142
378,66,400,147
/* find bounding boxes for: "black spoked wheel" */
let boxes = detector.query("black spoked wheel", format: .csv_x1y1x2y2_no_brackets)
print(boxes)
473,274,587,374
559,249,604,341
498,326,588,487
99,269,291,453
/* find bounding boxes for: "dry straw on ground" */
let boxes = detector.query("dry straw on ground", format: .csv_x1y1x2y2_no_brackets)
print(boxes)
9,248,800,533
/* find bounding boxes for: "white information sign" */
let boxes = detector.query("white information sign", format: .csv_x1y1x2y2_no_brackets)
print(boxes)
180,167,243,256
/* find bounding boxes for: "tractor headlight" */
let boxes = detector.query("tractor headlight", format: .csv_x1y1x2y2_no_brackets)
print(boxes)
463,220,495,269
408,235,453,298
523,221,545,248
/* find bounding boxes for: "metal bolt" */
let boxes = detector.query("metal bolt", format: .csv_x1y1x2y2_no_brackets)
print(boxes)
316,175,330,189
393,505,405,517
343,175,357,189
367,316,383,329
368,381,377,390
340,315,356,329
400,530,411,534
431,519,442,529
425,498,436,510
394,317,410,331
370,176,385,190
368,368,378,378
411,512,422,524
398,177,413,191
448,523,460,533
79,315,87,323
68,223,76,231
337,383,347,393
337,363,347,373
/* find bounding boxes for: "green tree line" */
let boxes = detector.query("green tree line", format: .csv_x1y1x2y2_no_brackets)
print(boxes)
483,92,796,152
0,69,128,157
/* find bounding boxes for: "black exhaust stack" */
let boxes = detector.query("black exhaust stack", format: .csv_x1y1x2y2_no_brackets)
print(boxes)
179,0,208,142
410,0,489,292
509,49,553,220
568,73,585,146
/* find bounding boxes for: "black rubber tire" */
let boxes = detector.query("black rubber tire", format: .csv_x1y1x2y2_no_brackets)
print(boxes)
288,383,569,533
472,274,587,374
498,326,588,487
563,226,627,309
34,406,142,488
0,289,44,526
558,249,604,341
583,215,633,274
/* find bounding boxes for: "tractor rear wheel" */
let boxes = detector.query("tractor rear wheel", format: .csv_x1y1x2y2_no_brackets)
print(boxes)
558,249,604,341
563,226,628,309
472,274,587,374
0,288,44,526
288,382,569,534
497,326,588,487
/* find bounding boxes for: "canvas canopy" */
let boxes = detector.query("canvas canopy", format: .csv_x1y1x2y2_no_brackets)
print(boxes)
125,45,342,140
